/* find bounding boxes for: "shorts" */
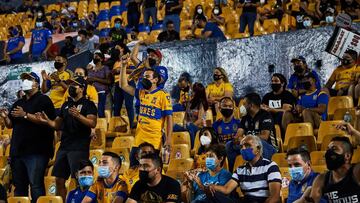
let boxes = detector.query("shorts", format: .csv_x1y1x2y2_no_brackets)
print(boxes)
52,149,89,179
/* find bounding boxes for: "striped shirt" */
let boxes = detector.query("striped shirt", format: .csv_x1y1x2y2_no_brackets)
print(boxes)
232,157,282,202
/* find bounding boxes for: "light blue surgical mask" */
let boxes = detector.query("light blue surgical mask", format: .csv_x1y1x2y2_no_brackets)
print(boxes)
240,148,256,161
303,20,312,28
114,23,121,29
36,22,43,28
326,16,334,23
205,157,217,171
78,175,94,187
289,167,305,182
97,166,111,178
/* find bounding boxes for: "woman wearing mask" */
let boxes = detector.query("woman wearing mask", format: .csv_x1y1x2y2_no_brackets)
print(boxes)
193,5,205,23
182,144,232,203
87,52,111,118
66,160,95,203
206,67,234,116
210,5,225,25
174,83,209,148
197,127,219,155
4,26,25,64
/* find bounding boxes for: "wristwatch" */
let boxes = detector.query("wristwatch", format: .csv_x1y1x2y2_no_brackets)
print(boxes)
24,112,28,119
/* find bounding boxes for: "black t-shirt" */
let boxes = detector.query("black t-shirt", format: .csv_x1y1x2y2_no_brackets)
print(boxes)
127,0,140,14
9,92,56,158
109,28,128,44
240,0,259,13
59,97,97,151
163,0,182,15
157,30,180,42
60,44,75,57
129,175,181,203
262,90,297,109
319,0,336,14
144,0,156,8
240,109,277,146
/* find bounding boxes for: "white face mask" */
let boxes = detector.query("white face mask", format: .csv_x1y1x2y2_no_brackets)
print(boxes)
260,0,266,4
200,135,212,146
197,8,203,14
21,80,33,91
240,105,247,116
77,36,82,41
213,9,220,15
38,12,43,17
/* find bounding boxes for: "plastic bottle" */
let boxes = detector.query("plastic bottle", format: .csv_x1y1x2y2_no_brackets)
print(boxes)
344,111,352,123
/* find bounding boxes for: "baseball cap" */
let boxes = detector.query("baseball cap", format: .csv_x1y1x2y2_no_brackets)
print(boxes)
291,56,307,63
147,48,162,61
303,72,317,80
20,72,40,83
325,7,335,15
66,76,87,87
155,66,168,84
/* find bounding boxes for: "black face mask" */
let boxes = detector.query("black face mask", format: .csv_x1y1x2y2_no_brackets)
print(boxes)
325,149,346,170
148,58,157,67
93,58,101,64
294,65,303,74
139,170,151,183
213,74,222,81
110,48,120,61
54,62,64,70
141,78,153,90
342,59,352,66
180,86,190,92
220,109,233,118
271,83,282,92
68,86,78,98
302,81,312,90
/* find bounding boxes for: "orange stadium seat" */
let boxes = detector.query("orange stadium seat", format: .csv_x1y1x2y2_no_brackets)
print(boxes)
36,196,63,203
284,123,313,150
327,96,354,119
171,131,191,146
272,153,288,167
171,144,190,159
8,197,31,203
287,135,317,152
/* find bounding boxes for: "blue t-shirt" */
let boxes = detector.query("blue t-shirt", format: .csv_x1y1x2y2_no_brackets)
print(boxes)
287,171,327,203
287,70,321,91
31,28,52,56
212,117,241,144
202,22,226,40
66,187,95,203
193,168,232,201
7,36,25,59
297,89,329,120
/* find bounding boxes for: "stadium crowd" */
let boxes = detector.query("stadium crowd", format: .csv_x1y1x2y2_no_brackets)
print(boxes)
0,0,359,203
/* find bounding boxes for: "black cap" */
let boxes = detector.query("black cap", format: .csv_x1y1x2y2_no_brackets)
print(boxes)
20,72,40,84
291,56,306,63
66,76,87,87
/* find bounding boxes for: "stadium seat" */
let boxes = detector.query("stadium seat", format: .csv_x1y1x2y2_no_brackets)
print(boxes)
205,109,213,126
263,18,279,33
191,131,201,156
89,149,104,165
0,156,8,168
327,96,354,119
98,21,111,30
109,147,130,163
90,128,106,150
119,161,130,174
233,155,245,170
107,116,131,137
279,167,291,179
171,131,191,146
195,153,207,169
312,165,328,174
44,176,56,196
138,32,149,41
310,151,326,166
65,178,77,194
232,32,250,39
181,19,193,30
317,120,345,146
36,196,63,203
165,170,186,183
287,135,317,152
171,144,190,159
284,123,313,150
168,158,194,171
110,1,121,7
8,197,31,203
96,118,108,131
351,148,360,164
112,136,134,149
149,30,162,43
5,144,10,156
333,108,356,126
320,134,352,151
99,2,110,11
272,153,288,167
173,111,185,126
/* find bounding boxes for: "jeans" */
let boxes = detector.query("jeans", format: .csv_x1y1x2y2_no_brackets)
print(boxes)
11,154,49,203
113,82,135,128
239,12,257,36
163,14,180,32
127,12,140,29
173,123,198,148
144,7,157,26
97,92,107,118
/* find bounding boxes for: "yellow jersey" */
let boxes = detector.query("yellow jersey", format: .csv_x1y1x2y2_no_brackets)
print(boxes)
328,65,359,90
206,82,233,98
62,84,99,105
113,60,134,82
121,167,139,192
86,176,128,203
48,70,73,109
135,88,172,149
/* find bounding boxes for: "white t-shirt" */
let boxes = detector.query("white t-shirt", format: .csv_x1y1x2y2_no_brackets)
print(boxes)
89,35,100,45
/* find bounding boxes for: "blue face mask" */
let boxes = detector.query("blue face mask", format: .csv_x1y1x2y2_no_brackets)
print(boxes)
97,166,111,178
78,175,94,187
114,23,121,29
205,157,217,171
240,148,256,161
11,29,19,36
289,167,305,182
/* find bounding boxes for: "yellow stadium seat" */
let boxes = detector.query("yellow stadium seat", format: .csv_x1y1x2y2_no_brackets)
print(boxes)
333,108,356,126
232,32,250,39
36,196,63,203
327,96,354,119
351,148,360,164
205,109,213,126
165,170,185,183
138,32,149,41
317,121,346,146
98,21,110,29
310,151,326,166
119,161,130,175
121,11,128,25
109,147,130,163
233,155,245,170
99,2,110,10
112,136,134,149
287,136,317,152
168,158,194,171
279,167,291,200
89,149,104,165
263,18,279,33
191,131,201,156
171,144,190,159
8,197,31,203
107,116,130,137
173,111,185,126
5,144,10,156
195,154,207,169
96,118,108,131
279,167,291,179
272,153,288,167
66,178,77,193
0,156,8,168
320,134,352,151
181,19,193,30
172,131,191,146
275,125,283,152
90,128,106,150
180,30,192,40
284,123,313,150
44,176,56,196
149,30,162,43
312,165,328,174
308,3,316,12
110,1,121,7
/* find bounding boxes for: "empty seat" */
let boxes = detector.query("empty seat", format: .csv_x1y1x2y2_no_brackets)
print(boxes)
112,136,134,149
272,153,288,167
168,158,194,171
312,165,328,174
233,155,245,170
310,151,326,166
317,121,345,146
333,108,356,126
284,123,313,150
263,18,279,33
98,21,110,29
89,149,104,165
170,144,190,159
96,118,108,131
109,147,130,163
107,116,130,137
44,176,56,196
171,131,191,146
8,197,31,203
327,96,354,118
36,196,63,203
172,111,185,126
287,136,317,152
90,128,106,150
